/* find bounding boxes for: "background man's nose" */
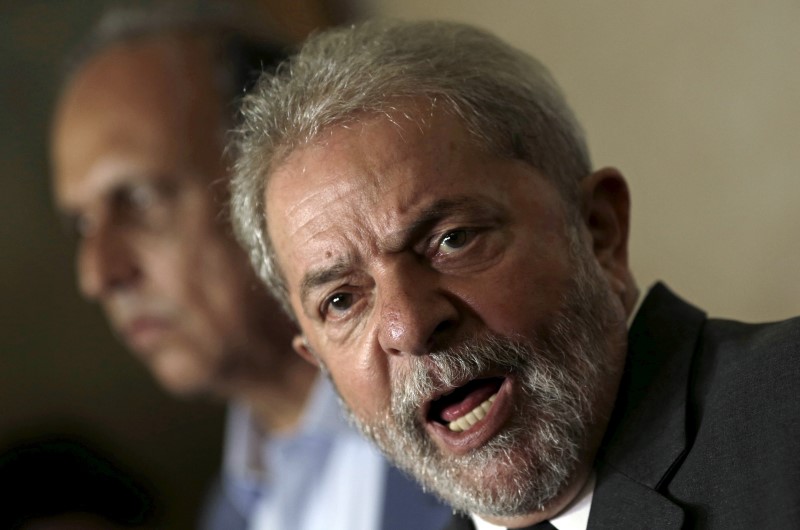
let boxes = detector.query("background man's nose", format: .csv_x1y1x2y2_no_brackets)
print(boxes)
78,224,141,300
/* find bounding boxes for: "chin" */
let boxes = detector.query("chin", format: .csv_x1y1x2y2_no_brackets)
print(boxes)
148,351,217,398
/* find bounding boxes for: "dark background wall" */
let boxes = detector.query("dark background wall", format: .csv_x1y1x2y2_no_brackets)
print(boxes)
0,0,350,527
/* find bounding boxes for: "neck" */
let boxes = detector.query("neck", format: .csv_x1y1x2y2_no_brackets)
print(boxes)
236,357,319,434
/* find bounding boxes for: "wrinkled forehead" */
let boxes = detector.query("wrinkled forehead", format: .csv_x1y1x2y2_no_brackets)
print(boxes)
265,106,478,220
267,96,486,177
262,107,541,289
267,102,485,191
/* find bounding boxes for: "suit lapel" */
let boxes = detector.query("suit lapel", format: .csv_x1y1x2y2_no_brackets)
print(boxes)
591,283,706,528
589,469,683,529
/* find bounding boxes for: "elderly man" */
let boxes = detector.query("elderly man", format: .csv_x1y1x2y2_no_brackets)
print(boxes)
230,19,800,530
50,9,450,530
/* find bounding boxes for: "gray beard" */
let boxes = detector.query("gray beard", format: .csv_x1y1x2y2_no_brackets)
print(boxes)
325,236,623,518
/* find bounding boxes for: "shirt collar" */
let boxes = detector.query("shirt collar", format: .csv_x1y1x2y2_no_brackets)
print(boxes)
222,375,352,484
469,464,596,530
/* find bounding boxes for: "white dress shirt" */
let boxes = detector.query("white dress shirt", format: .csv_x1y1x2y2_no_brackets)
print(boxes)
471,470,595,530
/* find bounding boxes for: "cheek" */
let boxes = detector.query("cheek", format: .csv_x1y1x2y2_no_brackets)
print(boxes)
459,239,575,337
140,241,188,300
147,234,240,321
191,260,253,329
324,345,392,422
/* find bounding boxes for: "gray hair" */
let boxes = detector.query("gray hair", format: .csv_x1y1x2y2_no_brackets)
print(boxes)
230,19,592,311
62,2,289,125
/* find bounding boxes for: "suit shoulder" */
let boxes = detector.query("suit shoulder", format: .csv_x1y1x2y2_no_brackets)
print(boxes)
689,313,800,439
700,314,800,370
669,315,800,527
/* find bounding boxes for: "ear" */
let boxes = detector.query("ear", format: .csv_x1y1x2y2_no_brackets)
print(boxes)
579,167,633,301
292,335,320,367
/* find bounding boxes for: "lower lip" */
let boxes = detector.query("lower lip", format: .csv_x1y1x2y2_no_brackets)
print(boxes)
425,376,514,456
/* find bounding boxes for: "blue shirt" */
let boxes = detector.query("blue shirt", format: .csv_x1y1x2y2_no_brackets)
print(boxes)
200,376,452,530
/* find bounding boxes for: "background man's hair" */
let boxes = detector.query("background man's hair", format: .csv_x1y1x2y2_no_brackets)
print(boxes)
56,2,292,283
229,19,592,314
61,1,290,125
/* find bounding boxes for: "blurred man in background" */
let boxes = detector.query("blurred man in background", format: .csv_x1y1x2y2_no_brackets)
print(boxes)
49,6,451,530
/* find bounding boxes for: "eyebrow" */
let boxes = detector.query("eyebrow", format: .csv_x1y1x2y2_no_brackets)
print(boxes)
56,182,134,239
383,196,507,252
299,259,355,309
297,195,506,302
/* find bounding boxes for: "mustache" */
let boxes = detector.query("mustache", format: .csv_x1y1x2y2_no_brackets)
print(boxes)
386,325,602,444
391,331,580,419
104,294,174,324
391,334,524,408
324,333,532,441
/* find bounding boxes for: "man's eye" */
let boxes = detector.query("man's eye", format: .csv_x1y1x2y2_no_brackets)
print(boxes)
324,292,354,315
438,230,470,254
128,185,158,210
120,182,169,214
114,180,176,230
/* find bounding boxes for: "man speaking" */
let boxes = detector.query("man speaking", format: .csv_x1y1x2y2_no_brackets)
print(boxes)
229,19,800,530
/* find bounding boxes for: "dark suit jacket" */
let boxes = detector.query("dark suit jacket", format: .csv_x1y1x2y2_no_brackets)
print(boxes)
445,283,800,529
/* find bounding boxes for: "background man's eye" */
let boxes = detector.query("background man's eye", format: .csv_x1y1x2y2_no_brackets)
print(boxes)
129,185,157,210
440,230,468,252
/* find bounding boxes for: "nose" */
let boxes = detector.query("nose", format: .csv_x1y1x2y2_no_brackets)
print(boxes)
375,263,460,356
77,222,141,301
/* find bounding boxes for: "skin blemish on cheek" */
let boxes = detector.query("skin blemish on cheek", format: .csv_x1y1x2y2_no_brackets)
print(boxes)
326,251,332,259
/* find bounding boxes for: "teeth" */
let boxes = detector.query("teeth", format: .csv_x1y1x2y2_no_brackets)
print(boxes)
448,393,497,432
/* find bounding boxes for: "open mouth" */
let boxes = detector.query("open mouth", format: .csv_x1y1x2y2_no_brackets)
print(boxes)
427,377,505,433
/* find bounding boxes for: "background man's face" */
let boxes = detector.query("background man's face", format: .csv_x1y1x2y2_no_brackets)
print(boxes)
51,39,293,396
267,108,629,519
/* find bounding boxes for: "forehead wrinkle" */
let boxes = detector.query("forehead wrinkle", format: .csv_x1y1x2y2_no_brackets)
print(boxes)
272,163,377,303
379,195,509,255
277,109,486,300
276,159,366,238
